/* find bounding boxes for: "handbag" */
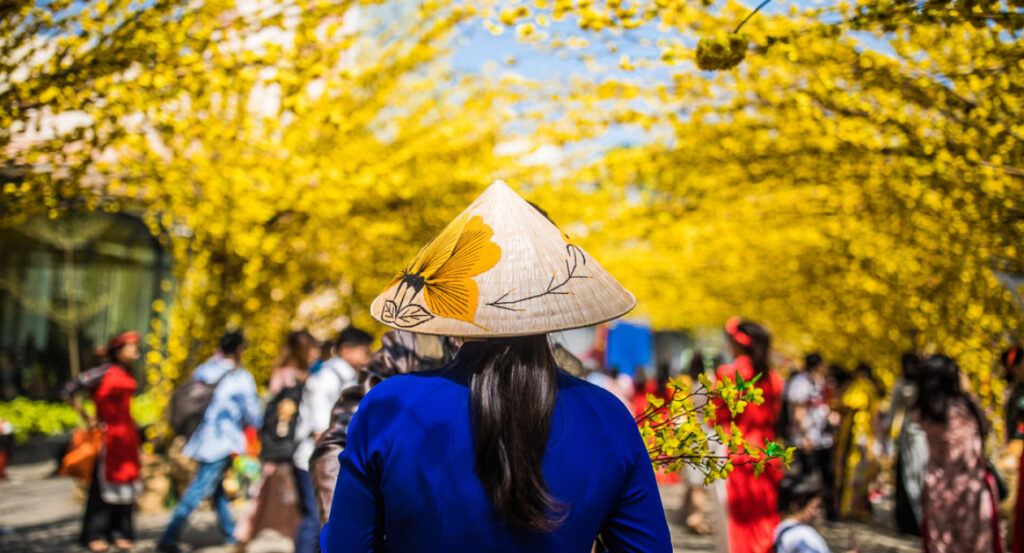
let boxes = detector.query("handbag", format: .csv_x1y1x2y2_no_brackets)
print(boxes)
59,427,103,482
968,401,1010,501
987,457,1010,502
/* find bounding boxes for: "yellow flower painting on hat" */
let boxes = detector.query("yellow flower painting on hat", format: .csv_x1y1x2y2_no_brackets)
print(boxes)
382,214,501,329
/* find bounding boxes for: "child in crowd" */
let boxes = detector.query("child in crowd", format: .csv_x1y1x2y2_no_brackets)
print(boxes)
773,476,857,553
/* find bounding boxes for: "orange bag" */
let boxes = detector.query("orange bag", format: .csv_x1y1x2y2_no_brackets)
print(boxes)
60,428,103,482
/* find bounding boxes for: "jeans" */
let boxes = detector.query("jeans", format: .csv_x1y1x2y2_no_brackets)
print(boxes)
293,466,320,553
159,457,235,546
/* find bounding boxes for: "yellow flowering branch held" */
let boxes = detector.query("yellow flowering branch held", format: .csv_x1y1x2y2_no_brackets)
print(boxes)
637,372,794,483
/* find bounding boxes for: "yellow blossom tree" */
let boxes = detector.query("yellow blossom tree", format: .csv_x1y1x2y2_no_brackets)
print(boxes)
8,0,1021,471
509,0,1024,411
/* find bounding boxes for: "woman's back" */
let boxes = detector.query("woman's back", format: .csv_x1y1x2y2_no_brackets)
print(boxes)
715,356,783,447
321,345,672,553
920,396,984,475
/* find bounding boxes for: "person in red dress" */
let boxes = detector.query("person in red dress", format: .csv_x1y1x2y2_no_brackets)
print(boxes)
1002,345,1024,553
715,318,785,553
63,331,142,552
633,363,682,486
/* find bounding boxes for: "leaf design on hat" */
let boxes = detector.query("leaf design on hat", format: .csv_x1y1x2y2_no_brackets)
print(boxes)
488,244,589,311
395,304,434,327
383,215,501,328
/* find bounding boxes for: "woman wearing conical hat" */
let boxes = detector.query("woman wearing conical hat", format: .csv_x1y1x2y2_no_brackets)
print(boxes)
321,181,671,552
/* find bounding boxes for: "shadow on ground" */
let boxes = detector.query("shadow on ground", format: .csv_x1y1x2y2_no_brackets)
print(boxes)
1,463,921,553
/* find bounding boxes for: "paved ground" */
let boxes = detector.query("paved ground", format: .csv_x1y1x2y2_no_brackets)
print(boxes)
1,462,920,552
657,483,920,553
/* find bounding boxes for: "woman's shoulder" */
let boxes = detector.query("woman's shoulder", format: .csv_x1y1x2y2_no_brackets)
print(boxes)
344,371,459,451
359,369,461,411
559,370,610,396
558,372,638,429
715,361,746,382
947,395,978,421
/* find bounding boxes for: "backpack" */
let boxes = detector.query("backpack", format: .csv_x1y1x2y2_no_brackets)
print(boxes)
259,383,304,462
770,523,804,553
168,369,233,440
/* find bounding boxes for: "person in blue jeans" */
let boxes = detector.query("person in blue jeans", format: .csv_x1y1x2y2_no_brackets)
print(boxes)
293,464,319,553
158,332,261,553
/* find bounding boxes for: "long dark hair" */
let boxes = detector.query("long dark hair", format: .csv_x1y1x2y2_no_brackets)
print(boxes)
730,321,772,377
916,354,984,431
855,362,881,395
274,330,317,372
468,335,565,533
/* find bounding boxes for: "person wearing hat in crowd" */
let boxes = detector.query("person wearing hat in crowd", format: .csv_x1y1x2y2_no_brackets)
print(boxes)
62,331,143,552
715,317,785,553
320,181,672,552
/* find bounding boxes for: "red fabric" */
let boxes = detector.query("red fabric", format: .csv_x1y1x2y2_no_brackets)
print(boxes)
725,317,752,346
93,364,140,484
1014,449,1024,553
245,426,260,457
989,471,1006,553
632,380,661,417
107,331,140,351
715,356,784,553
633,380,681,484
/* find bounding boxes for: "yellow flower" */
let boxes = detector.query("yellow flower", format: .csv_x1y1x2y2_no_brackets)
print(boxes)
383,215,501,328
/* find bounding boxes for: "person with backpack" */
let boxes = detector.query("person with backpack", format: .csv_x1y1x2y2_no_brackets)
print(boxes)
772,476,857,553
234,329,318,553
157,332,260,553
292,326,372,553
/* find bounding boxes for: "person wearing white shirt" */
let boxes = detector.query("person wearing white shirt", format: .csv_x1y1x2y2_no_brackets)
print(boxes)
291,327,372,553
773,476,858,553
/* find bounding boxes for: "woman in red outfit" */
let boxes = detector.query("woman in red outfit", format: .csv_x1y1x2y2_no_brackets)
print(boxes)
63,331,142,552
715,318,784,553
1003,345,1024,553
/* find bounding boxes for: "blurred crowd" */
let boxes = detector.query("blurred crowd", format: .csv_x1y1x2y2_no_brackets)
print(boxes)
585,322,1023,553
4,321,1022,553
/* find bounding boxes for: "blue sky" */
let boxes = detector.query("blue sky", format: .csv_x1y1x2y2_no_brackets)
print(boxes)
450,0,840,79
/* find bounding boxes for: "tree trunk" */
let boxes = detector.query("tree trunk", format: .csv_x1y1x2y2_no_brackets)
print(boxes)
65,246,80,379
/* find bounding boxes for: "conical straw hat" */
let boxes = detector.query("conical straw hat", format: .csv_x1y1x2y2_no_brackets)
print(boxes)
370,181,636,337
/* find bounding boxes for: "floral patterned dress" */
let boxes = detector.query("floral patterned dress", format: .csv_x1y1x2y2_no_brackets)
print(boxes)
920,397,1004,553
